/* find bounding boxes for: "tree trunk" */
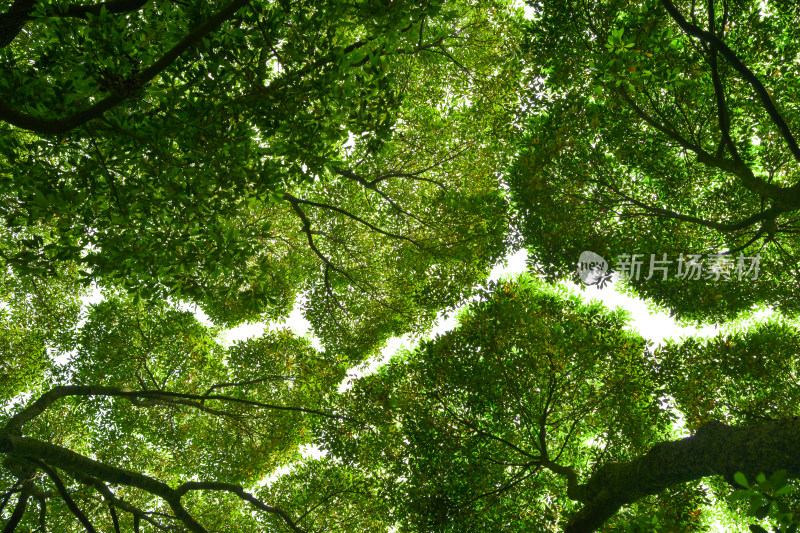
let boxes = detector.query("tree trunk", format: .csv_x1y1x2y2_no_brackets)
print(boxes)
566,418,800,532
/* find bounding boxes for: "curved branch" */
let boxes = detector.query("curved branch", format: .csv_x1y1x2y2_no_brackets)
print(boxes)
286,195,413,319
283,192,426,250
1,482,30,533
617,87,797,204
563,418,800,533
0,432,204,532
287,199,357,288
0,0,34,48
4,385,352,435
589,172,782,233
0,430,309,533
661,0,800,164
202,376,296,396
176,482,307,533
0,0,149,27
36,462,98,533
434,396,541,461
331,166,432,228
540,460,583,502
0,0,250,134
368,144,473,189
715,228,766,257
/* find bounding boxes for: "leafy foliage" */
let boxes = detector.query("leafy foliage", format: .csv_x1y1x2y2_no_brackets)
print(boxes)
2,0,800,532
0,0,519,359
729,470,800,533
511,0,800,322
316,276,687,531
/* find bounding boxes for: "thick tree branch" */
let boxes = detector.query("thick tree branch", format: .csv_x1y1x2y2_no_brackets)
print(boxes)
1,431,200,531
0,0,149,29
661,0,800,164
0,430,310,533
1,481,30,533
36,461,99,533
540,460,583,502
0,0,33,48
0,0,249,134
4,385,351,436
563,418,800,533
706,0,738,160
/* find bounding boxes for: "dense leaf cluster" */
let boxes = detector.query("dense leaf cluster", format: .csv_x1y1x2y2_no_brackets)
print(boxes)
1,0,800,532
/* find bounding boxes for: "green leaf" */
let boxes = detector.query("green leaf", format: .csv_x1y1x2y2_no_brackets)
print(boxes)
735,472,750,489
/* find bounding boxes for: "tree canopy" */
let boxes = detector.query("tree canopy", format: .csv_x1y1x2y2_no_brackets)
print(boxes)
512,0,800,322
2,0,800,532
0,0,518,355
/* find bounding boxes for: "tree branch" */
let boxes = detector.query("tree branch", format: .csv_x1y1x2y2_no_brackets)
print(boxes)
0,432,203,531
36,461,98,533
36,494,46,533
1,427,312,533
588,171,782,233
287,199,357,290
0,479,22,516
434,396,541,461
0,0,149,30
331,166,433,228
0,0,250,134
706,0,738,160
0,0,34,48
616,87,798,204
4,385,352,436
661,0,800,164
563,418,800,532
176,481,307,533
282,192,426,250
1,482,30,533
368,144,473,189
81,476,174,533
202,375,296,397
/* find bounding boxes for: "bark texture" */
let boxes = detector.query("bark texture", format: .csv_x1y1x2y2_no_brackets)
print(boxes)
566,418,800,532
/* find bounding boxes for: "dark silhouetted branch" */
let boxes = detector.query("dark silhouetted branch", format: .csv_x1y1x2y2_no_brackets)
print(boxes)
0,0,249,134
662,0,800,164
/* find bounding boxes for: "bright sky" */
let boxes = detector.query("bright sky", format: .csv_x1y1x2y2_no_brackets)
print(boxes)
226,247,732,466
76,245,753,364
216,248,725,353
